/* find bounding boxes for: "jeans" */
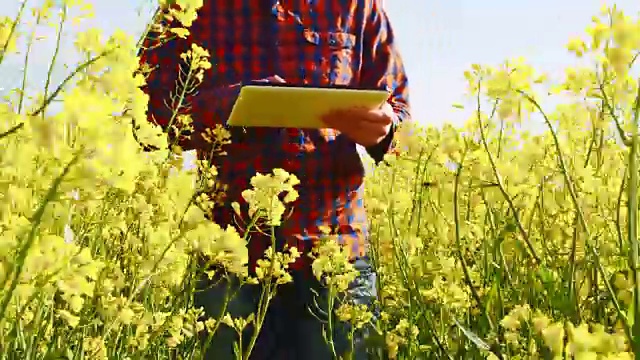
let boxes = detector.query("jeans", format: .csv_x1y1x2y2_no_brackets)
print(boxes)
193,257,379,360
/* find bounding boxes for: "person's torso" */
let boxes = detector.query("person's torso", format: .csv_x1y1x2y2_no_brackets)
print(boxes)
193,0,366,90
189,1,372,260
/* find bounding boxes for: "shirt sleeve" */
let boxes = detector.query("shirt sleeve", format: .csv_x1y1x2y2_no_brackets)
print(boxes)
359,0,411,163
139,6,240,152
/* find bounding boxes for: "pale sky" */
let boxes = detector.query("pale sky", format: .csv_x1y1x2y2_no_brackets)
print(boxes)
2,0,640,127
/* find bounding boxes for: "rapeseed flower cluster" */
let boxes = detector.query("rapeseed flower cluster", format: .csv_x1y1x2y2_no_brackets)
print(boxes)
365,4,640,359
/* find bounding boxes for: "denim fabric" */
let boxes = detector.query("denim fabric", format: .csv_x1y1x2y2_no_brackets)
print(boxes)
194,257,378,359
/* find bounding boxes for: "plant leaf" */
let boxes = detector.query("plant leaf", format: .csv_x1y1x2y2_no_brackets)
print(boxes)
453,319,490,351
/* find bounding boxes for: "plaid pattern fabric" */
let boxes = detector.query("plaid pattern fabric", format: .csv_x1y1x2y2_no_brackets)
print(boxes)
140,0,410,271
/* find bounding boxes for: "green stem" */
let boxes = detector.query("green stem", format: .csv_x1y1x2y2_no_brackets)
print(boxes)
43,6,68,116
1,48,117,141
519,89,633,342
628,78,640,351
243,227,280,360
476,81,541,263
453,145,502,358
0,152,81,323
17,11,42,114
30,48,115,117
0,0,26,65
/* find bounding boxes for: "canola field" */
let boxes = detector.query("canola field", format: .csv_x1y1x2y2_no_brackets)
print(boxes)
1,1,640,359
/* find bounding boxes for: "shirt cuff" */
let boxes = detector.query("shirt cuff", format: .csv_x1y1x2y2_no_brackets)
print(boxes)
364,115,399,164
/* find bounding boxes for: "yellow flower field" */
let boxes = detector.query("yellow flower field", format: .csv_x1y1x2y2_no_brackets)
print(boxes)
1,0,640,358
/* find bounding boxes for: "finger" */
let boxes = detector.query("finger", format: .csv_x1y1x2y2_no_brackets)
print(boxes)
380,102,394,112
353,121,391,145
361,109,394,125
326,107,368,119
269,75,286,83
321,108,352,124
323,107,392,127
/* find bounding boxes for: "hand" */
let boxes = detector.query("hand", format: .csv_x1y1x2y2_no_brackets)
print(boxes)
254,75,285,84
232,75,285,88
321,102,395,147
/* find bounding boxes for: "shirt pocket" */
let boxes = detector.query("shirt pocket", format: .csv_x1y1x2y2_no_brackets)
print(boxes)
296,30,357,86
300,31,357,142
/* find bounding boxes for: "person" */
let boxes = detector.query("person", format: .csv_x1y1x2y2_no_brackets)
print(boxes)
140,0,410,358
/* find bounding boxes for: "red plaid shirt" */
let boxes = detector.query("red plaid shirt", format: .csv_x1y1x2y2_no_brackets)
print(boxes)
140,0,410,271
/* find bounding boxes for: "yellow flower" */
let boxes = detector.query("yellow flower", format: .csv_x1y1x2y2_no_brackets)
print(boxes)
241,169,300,227
58,310,80,328
83,337,108,359
567,37,587,57
500,314,520,331
69,295,84,313
119,307,136,325
0,16,17,54
542,323,565,355
605,46,633,75
586,20,609,49
532,313,550,333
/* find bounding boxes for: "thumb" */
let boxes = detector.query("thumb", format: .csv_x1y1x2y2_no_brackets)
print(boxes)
267,75,286,83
